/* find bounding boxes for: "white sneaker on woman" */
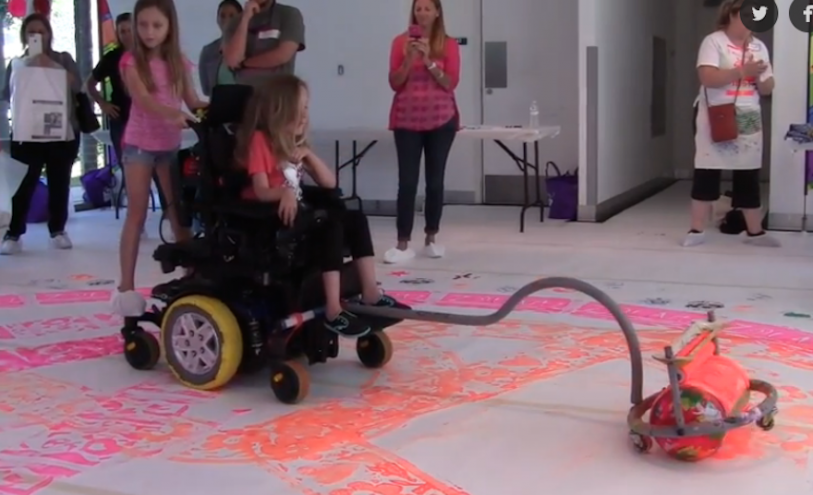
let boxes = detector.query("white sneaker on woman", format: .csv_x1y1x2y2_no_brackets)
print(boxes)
50,232,73,250
383,247,415,264
0,238,21,255
423,243,445,258
112,290,147,317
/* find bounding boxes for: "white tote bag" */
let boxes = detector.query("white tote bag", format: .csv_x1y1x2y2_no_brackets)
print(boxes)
10,59,69,142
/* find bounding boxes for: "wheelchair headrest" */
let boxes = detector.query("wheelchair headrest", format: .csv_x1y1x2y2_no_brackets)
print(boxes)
206,84,253,126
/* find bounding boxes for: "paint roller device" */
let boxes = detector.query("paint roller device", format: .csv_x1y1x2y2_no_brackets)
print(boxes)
626,311,778,461
346,280,779,462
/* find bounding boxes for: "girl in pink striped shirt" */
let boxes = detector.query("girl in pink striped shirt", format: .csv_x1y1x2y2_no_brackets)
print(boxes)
384,0,460,264
113,0,206,317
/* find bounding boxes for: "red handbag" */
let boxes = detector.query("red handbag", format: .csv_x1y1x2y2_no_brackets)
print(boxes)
705,46,747,143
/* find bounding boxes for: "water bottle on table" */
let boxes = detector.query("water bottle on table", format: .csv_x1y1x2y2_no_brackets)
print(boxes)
529,100,539,128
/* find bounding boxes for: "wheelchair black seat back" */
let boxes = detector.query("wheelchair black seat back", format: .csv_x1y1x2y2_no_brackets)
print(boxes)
122,83,403,405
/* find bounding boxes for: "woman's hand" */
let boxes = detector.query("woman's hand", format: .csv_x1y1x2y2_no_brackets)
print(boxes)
278,188,298,226
100,101,120,118
740,53,766,78
411,38,430,60
26,53,57,68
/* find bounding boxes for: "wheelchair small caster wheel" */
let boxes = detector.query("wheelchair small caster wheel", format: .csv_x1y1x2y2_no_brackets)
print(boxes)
629,431,653,453
270,360,310,404
124,331,160,370
757,415,775,431
356,332,393,368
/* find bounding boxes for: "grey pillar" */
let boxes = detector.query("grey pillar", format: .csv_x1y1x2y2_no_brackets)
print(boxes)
74,0,98,173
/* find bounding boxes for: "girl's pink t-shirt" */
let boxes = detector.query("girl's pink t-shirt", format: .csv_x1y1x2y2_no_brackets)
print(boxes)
388,34,460,131
119,52,191,151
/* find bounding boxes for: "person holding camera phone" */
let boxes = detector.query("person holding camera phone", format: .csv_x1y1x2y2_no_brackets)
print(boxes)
385,0,460,264
221,0,305,85
0,13,82,255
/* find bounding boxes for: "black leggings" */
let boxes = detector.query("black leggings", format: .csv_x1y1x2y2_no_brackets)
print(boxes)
6,139,80,238
316,209,375,272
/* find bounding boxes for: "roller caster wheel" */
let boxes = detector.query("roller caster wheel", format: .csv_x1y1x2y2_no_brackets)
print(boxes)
630,431,653,453
270,360,310,404
123,331,161,370
356,332,393,368
757,415,775,431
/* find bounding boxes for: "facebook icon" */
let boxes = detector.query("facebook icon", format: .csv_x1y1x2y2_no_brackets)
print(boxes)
791,0,813,31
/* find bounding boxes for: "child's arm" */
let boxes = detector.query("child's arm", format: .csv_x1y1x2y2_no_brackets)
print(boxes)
302,150,336,188
182,65,207,111
250,173,293,202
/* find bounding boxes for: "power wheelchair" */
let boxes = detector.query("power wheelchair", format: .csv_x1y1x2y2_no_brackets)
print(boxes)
120,85,408,404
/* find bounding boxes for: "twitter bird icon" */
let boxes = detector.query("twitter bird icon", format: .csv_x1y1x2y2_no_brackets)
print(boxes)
739,0,777,32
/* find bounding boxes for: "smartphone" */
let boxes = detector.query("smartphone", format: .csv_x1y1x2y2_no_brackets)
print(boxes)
408,24,422,39
28,33,43,56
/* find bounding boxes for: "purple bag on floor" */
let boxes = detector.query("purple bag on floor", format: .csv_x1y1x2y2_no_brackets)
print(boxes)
81,166,115,208
27,179,48,223
545,161,578,221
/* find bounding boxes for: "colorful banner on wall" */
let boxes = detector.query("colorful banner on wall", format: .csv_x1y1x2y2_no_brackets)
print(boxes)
98,0,116,54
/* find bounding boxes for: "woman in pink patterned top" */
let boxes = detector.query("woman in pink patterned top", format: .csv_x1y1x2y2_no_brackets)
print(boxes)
384,0,460,264
112,0,206,317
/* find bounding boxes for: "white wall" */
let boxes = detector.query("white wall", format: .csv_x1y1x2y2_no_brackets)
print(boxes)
106,0,583,205
768,0,809,228
578,0,675,204
106,0,484,202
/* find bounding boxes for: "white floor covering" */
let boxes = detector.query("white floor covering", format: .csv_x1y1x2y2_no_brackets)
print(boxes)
1,181,813,494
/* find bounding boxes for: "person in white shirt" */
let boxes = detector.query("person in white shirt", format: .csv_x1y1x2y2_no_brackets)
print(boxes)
683,0,777,247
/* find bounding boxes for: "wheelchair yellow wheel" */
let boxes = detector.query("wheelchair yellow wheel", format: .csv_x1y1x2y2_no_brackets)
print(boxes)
356,332,393,368
269,360,310,404
161,295,243,390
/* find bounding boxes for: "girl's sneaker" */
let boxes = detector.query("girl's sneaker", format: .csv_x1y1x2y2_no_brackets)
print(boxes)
363,294,411,326
323,311,371,337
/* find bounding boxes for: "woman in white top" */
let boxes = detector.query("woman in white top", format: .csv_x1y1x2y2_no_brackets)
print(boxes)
683,0,778,247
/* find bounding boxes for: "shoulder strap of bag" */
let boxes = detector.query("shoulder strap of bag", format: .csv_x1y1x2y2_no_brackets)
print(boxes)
703,39,748,106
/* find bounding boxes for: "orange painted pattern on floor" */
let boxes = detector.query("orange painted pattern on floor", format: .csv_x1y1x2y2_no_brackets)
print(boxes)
1,301,813,493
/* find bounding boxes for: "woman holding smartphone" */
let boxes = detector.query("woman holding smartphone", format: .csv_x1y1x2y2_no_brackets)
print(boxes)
384,0,460,264
0,14,82,255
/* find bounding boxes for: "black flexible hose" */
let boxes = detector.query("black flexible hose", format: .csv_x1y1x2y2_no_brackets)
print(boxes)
345,276,644,405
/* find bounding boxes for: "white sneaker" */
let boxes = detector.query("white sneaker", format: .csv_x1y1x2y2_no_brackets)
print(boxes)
383,247,415,264
50,232,73,250
0,238,21,255
681,231,705,247
112,290,147,317
423,243,445,258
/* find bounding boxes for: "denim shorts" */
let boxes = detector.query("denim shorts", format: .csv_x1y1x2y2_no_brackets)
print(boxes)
121,145,178,166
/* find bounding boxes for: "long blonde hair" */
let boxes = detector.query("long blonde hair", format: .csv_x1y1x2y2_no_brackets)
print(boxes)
715,0,744,31
132,0,186,94
235,75,309,170
410,0,448,59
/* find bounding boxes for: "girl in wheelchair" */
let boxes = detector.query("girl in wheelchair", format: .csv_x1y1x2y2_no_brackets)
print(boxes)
235,74,409,338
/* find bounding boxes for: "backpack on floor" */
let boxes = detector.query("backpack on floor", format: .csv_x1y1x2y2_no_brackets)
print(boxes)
27,179,48,223
545,161,578,220
81,166,116,208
